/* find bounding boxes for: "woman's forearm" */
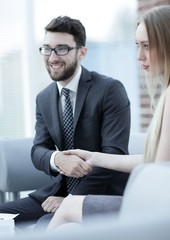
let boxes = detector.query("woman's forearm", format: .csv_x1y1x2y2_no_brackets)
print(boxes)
91,152,143,173
63,149,143,173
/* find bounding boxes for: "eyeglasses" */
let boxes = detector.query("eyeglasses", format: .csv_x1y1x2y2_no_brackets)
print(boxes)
39,45,82,56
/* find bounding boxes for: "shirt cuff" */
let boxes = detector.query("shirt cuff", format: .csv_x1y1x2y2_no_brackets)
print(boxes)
50,151,60,172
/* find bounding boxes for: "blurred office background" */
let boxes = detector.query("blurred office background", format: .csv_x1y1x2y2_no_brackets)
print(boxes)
0,0,169,138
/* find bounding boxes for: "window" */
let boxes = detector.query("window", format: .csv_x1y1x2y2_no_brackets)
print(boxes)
0,0,138,138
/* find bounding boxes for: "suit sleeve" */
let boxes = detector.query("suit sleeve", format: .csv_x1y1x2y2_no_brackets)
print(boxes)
101,79,130,154
31,95,58,177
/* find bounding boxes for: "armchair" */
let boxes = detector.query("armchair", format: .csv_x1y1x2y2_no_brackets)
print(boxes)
0,137,55,203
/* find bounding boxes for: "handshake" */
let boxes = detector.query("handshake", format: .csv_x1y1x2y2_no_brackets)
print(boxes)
54,149,97,178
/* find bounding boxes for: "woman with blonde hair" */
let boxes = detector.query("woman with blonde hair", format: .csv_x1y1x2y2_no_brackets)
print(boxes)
47,5,170,230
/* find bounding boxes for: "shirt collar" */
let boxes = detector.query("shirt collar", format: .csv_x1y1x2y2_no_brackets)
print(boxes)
57,66,82,95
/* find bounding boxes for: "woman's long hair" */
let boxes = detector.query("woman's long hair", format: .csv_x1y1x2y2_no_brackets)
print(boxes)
138,6,170,162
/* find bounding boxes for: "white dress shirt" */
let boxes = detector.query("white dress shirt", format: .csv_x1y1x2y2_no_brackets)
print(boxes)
50,66,82,171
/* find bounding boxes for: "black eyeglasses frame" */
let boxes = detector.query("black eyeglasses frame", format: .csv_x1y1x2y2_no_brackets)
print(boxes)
39,45,83,56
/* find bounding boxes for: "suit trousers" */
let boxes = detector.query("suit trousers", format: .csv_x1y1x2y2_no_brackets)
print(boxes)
0,196,46,228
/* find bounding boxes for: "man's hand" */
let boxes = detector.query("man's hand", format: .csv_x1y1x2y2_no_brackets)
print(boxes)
63,149,98,167
41,196,64,213
54,152,92,178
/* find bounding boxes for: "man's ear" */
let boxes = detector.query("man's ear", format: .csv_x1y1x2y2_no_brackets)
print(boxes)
78,47,87,60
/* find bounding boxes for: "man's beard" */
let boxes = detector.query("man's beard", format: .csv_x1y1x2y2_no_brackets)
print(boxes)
47,59,78,82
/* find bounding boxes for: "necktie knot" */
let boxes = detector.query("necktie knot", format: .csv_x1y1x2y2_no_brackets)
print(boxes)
62,88,70,98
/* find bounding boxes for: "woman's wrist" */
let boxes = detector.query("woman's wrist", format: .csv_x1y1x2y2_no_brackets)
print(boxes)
91,152,100,167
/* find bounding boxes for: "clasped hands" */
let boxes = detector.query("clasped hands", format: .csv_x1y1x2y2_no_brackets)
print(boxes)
54,149,96,178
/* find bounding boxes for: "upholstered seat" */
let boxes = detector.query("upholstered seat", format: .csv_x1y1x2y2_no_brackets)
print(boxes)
0,137,55,203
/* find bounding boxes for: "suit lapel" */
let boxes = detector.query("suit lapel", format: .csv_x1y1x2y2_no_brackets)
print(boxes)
74,68,92,129
50,83,63,149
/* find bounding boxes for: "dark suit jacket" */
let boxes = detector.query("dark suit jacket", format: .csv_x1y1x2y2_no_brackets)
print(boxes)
30,67,131,203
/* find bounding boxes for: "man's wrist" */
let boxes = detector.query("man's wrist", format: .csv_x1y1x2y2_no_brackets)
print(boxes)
50,151,60,171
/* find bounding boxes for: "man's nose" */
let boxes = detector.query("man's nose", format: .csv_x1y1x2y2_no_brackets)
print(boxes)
48,50,60,61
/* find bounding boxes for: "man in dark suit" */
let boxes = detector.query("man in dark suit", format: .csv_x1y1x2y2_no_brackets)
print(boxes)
0,16,130,226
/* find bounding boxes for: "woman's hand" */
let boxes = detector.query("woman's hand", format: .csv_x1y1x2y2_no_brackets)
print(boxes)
63,149,98,167
54,151,92,177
